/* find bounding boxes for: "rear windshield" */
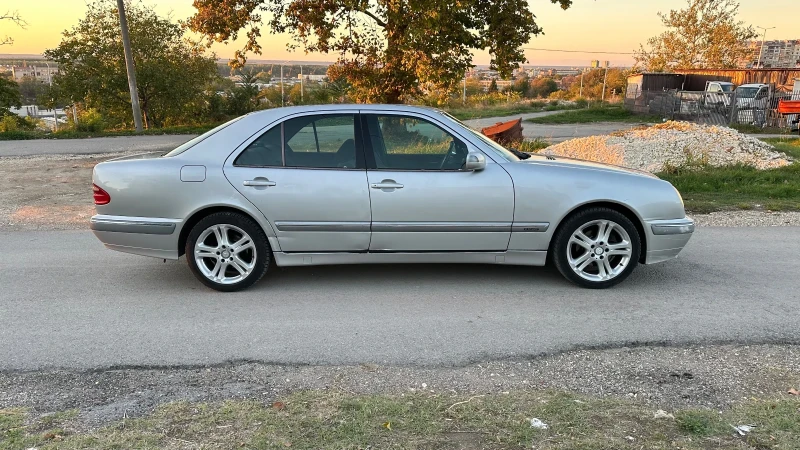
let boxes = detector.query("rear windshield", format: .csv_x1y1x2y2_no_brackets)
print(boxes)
736,87,759,98
162,116,244,157
721,84,733,92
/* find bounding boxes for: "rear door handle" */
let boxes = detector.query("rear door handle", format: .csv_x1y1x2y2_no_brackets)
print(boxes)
243,179,277,187
370,181,404,190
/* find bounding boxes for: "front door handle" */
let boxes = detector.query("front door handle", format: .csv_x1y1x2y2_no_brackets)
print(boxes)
370,180,404,190
243,179,277,187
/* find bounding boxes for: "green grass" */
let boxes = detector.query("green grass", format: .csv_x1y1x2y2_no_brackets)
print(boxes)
731,124,791,135
761,137,800,159
526,105,662,124
2,391,798,449
516,138,551,152
0,124,216,140
444,101,579,120
657,162,800,213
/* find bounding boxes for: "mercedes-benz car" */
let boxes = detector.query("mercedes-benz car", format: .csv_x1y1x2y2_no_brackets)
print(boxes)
91,105,694,291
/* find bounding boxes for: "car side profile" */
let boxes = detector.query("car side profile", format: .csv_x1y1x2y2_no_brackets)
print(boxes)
91,104,694,291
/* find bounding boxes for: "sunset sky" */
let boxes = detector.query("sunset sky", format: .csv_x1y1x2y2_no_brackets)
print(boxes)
4,0,799,66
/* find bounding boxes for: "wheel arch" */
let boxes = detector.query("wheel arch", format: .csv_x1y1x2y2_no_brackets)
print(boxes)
549,201,648,264
178,205,269,257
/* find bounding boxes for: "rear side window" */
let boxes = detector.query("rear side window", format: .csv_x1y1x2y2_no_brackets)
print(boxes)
234,125,282,167
284,115,357,169
234,114,360,169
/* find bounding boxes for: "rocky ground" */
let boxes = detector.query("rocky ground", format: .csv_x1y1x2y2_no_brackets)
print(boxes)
2,345,798,428
544,121,793,172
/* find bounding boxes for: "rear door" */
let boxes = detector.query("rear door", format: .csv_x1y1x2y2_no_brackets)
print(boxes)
361,111,515,252
224,111,371,252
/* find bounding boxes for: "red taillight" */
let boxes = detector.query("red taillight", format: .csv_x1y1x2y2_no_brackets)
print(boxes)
93,184,110,205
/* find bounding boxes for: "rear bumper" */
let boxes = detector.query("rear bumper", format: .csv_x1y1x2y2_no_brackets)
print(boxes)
90,215,181,260
644,217,694,264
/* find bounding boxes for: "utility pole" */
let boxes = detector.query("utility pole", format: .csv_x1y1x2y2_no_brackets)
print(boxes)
44,61,57,131
280,64,284,107
300,65,303,103
463,73,467,104
579,69,584,99
601,65,609,102
116,0,143,131
755,26,775,68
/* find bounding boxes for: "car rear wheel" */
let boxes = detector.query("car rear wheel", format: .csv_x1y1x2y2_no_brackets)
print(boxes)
552,207,641,289
185,212,270,292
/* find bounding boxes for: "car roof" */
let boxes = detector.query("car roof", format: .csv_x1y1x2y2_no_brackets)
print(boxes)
243,104,446,120
738,83,768,88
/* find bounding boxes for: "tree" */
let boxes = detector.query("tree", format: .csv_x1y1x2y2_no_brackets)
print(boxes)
17,77,48,105
45,1,217,128
529,78,558,98
634,0,756,71
488,79,499,93
189,0,573,103
1,10,26,46
0,74,22,115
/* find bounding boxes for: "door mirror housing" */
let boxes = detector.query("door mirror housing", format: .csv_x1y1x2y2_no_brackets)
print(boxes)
464,152,486,171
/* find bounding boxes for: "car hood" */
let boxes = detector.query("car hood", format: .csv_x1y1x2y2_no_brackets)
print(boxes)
518,154,658,178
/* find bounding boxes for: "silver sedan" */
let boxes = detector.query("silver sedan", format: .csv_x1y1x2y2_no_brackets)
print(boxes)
91,105,694,291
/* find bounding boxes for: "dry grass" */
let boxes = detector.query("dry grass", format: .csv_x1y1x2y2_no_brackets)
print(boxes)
2,391,799,449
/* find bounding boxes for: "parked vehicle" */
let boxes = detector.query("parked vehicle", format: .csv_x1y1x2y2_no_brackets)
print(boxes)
90,105,694,291
734,84,770,126
703,81,735,108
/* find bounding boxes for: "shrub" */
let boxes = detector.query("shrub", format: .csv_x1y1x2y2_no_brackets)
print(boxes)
75,109,105,132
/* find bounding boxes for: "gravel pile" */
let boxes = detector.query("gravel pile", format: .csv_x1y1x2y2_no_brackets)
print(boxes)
544,121,793,172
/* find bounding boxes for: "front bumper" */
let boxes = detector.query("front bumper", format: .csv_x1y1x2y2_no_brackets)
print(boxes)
644,217,694,264
90,215,181,260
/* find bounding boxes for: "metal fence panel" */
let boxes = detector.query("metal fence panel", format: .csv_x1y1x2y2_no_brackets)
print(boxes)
625,84,800,130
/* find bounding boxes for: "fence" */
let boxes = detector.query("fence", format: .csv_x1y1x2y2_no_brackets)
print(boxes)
624,84,800,129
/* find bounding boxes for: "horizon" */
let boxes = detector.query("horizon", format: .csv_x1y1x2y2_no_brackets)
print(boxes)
4,0,799,67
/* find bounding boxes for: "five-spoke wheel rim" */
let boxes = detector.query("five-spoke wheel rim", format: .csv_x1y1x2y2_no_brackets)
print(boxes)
194,224,257,285
567,219,632,282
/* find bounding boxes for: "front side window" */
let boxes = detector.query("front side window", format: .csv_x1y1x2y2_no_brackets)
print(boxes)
364,115,468,170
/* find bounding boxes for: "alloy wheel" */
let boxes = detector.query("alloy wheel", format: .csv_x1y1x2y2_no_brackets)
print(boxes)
194,224,257,285
567,219,633,282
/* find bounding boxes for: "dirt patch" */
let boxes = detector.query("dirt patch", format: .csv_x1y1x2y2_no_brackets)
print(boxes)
0,152,133,231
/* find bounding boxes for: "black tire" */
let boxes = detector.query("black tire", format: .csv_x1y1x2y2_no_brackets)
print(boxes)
185,212,271,292
552,207,641,289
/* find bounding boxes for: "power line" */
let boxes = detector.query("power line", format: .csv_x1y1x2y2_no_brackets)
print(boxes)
522,47,635,55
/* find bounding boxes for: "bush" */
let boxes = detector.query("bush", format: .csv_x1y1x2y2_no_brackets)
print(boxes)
75,109,105,132
0,114,36,132
575,98,589,108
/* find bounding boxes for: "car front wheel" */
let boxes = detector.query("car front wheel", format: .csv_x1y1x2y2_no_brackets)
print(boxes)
552,207,641,289
185,212,271,292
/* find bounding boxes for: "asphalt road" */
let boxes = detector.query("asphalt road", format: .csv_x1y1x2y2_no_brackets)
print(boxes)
1,227,797,371
0,135,194,157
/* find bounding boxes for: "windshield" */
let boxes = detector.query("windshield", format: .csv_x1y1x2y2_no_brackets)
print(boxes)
736,87,759,98
163,116,245,157
440,111,522,162
720,84,734,92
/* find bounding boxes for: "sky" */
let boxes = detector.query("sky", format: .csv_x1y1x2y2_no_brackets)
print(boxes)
3,0,799,66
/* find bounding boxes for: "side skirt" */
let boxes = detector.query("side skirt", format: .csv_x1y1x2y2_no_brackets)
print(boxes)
272,251,547,267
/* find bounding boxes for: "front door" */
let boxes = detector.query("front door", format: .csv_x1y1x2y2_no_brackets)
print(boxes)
361,112,515,252
224,112,371,252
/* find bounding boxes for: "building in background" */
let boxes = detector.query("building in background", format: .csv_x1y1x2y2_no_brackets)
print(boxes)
10,65,59,82
747,40,800,68
298,74,327,82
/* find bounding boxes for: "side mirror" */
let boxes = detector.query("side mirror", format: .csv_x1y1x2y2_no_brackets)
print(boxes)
464,151,486,171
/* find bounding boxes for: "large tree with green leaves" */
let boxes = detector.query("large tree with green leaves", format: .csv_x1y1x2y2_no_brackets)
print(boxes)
188,0,573,103
45,1,218,128
0,74,22,115
634,0,756,71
